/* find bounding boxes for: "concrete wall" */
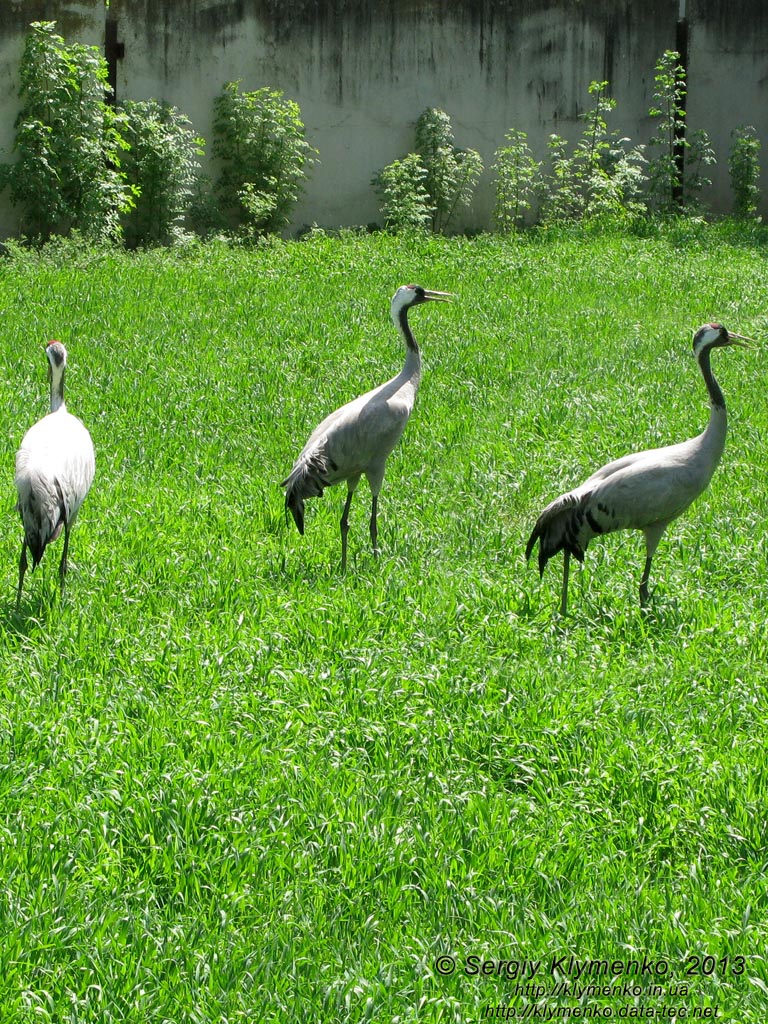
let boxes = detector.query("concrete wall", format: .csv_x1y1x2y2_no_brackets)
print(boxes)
687,0,768,213
1,1,767,235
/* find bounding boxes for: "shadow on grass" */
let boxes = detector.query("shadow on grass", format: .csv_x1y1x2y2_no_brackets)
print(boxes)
3,577,64,637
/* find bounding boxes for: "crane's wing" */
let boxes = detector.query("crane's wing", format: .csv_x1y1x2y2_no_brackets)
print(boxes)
526,444,713,576
525,489,591,574
528,448,716,577
281,373,416,533
15,413,95,562
586,450,712,532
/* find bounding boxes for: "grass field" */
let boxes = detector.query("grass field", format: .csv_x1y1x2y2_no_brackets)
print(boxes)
0,224,767,1022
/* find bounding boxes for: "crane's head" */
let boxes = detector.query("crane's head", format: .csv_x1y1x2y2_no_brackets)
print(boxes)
693,323,754,356
45,340,67,379
43,340,69,411
390,284,452,320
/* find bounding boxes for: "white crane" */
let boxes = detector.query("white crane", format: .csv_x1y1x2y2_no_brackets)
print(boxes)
525,323,753,614
15,341,95,609
281,284,450,570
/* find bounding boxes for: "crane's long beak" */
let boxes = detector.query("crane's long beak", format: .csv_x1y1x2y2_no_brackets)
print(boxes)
423,289,453,302
726,330,755,348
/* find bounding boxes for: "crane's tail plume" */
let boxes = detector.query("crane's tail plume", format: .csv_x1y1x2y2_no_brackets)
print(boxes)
280,449,331,535
525,491,589,575
15,467,66,569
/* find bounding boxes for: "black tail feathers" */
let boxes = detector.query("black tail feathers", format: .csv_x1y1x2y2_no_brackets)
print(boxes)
284,489,305,535
280,449,330,536
525,494,587,576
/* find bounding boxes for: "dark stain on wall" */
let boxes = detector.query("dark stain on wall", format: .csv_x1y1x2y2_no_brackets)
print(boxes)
2,0,687,120
0,1,100,37
197,0,246,35
111,0,248,52
688,0,768,44
100,0,684,102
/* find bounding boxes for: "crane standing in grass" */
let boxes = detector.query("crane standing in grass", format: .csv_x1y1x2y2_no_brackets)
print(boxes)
15,341,95,609
525,323,753,614
282,284,451,570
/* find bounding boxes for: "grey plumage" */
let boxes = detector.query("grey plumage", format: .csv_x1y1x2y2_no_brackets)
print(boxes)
526,323,753,613
15,341,95,608
282,284,450,570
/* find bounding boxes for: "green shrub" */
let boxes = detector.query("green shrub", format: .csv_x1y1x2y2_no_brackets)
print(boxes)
541,132,585,223
492,129,542,232
646,50,715,213
374,108,483,235
371,154,432,232
0,21,134,241
414,107,484,233
646,50,686,211
540,81,647,224
729,125,761,219
590,138,648,221
119,99,204,247
683,128,716,210
212,81,317,234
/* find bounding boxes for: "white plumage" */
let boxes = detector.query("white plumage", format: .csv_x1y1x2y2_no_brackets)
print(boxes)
15,341,95,608
282,284,450,570
526,323,753,613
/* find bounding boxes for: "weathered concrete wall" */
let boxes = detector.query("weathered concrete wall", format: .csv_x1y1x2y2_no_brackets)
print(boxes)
687,0,768,212
1,1,767,235
108,0,680,230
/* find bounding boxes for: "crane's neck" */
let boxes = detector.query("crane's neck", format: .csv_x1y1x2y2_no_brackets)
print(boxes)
395,306,422,385
697,344,727,458
49,366,66,413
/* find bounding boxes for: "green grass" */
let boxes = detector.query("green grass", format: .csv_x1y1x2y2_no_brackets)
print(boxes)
0,225,767,1022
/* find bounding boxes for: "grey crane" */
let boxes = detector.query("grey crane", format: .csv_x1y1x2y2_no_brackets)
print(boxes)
281,283,450,570
525,323,753,613
15,341,96,609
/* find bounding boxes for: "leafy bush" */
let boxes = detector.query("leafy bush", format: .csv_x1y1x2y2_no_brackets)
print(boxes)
212,81,317,234
646,50,685,211
374,108,483,234
683,128,716,209
729,125,761,219
540,81,647,224
592,138,648,220
414,108,484,233
119,100,204,246
646,50,715,212
541,109,581,223
371,154,432,232
492,129,541,232
0,21,134,241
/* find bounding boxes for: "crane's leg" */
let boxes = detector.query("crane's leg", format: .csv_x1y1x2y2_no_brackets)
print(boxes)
16,541,28,612
560,551,570,616
639,523,666,607
58,522,71,595
369,495,379,558
340,490,355,573
639,555,653,607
